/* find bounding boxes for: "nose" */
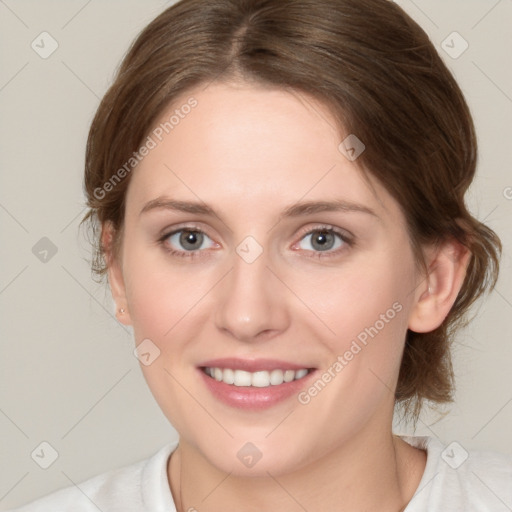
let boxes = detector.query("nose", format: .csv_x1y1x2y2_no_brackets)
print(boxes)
214,245,290,343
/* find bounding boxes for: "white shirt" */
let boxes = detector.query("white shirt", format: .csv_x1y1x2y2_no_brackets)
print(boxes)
8,436,512,511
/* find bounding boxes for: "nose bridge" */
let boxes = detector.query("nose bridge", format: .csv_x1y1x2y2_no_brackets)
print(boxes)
214,236,289,342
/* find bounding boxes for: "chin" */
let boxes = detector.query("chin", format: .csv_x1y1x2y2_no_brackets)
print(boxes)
195,435,310,478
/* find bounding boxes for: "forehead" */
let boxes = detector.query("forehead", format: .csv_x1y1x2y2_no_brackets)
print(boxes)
126,81,397,223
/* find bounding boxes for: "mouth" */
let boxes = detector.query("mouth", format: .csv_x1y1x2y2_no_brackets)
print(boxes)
201,366,313,387
197,358,317,410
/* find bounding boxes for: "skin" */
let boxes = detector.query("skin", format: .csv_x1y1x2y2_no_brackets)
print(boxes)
105,81,469,511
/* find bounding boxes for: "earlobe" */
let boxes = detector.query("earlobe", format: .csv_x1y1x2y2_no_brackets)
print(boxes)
102,222,132,326
408,240,470,333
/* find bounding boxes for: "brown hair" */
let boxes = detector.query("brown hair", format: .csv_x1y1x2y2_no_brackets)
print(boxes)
82,0,501,420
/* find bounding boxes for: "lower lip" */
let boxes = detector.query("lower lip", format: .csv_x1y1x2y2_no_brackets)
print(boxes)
198,369,316,410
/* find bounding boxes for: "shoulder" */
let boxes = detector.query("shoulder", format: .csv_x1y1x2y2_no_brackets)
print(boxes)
403,436,512,512
7,442,178,512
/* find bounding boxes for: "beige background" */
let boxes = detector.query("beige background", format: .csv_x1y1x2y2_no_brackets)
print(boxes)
0,0,511,508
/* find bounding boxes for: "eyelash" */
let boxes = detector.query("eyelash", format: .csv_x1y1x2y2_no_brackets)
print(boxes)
158,224,354,261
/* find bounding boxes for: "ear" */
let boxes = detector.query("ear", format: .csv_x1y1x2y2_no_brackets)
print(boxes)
102,222,132,326
408,239,471,333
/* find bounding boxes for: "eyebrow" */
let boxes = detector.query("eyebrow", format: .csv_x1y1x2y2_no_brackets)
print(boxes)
139,197,378,220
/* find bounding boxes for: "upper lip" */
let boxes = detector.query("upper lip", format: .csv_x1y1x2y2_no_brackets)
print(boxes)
199,358,314,372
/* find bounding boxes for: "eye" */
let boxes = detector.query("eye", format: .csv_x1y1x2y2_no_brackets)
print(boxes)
159,224,352,260
160,228,217,258
294,226,352,258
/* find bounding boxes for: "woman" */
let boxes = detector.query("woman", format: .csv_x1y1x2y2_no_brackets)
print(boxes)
11,0,512,510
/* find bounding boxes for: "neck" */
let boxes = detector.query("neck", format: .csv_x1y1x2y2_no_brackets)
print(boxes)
168,427,426,512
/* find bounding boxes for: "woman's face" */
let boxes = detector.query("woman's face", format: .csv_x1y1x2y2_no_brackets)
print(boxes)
112,81,423,476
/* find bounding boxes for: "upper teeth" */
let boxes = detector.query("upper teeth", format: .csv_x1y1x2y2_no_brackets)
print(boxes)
204,367,309,387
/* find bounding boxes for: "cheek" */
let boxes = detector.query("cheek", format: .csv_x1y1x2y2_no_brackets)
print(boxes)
307,257,411,334
124,268,173,341
121,240,191,344
121,247,227,389
301,251,415,382
121,248,213,430
290,261,414,429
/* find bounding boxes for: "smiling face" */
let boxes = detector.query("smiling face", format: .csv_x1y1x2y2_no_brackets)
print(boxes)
107,81,426,476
